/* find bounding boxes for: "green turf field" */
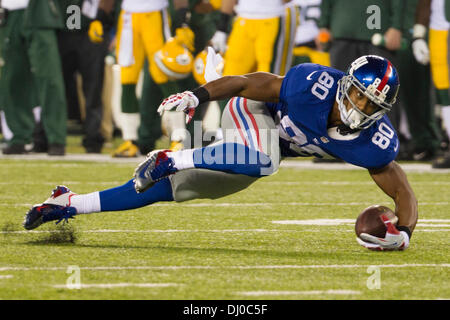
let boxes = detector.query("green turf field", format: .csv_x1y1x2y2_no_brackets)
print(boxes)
0,158,448,300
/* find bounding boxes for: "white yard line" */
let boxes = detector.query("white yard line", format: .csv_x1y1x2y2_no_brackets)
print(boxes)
0,180,449,186
150,202,450,207
1,155,449,172
0,275,13,279
0,229,280,234
272,219,450,227
0,264,449,272
1,201,448,209
238,289,361,296
1,221,448,235
52,283,179,289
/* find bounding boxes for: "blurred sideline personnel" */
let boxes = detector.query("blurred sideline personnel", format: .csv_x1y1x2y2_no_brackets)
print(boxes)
138,0,221,155
150,0,223,150
291,0,330,67
0,0,67,155
113,0,194,157
58,0,117,154
413,0,450,168
25,55,418,252
212,0,297,78
395,0,440,162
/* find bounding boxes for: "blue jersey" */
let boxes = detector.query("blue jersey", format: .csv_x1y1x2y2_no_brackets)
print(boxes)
267,63,399,169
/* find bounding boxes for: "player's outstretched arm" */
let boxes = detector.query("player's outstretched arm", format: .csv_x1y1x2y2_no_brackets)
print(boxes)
369,161,418,233
157,73,283,123
360,161,418,250
203,72,284,103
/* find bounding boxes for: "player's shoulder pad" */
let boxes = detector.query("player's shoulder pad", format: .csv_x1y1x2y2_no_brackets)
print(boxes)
354,118,399,170
280,63,345,102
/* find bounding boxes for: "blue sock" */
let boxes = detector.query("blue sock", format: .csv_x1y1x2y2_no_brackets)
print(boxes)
99,178,173,212
192,143,272,177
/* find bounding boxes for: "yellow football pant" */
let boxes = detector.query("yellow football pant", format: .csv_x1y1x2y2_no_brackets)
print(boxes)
429,28,449,90
293,46,331,67
224,8,297,76
116,10,171,85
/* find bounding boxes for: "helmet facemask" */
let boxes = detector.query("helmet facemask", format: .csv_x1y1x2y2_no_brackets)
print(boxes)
336,75,395,130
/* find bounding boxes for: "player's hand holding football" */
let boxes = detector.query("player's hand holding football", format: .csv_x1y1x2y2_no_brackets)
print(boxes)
157,91,200,124
357,214,410,251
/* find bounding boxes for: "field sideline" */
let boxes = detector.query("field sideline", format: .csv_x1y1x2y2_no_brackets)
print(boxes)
0,156,448,300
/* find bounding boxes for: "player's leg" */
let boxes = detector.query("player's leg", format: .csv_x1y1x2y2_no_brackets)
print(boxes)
223,17,256,76
23,100,279,229
168,99,280,202
277,4,298,75
23,178,174,230
137,8,170,154
27,28,68,155
254,17,279,73
113,11,145,157
429,28,450,168
396,46,440,160
1,10,36,153
218,17,257,113
78,32,108,153
135,98,280,194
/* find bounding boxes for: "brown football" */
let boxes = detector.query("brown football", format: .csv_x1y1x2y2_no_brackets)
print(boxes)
355,205,398,238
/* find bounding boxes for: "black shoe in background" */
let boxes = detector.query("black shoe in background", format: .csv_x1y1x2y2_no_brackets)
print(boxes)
85,146,102,154
32,143,48,153
412,148,436,162
3,144,28,155
48,144,65,156
312,157,344,163
432,153,450,169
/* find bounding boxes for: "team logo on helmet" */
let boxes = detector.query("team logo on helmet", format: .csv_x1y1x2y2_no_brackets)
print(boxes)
151,38,193,84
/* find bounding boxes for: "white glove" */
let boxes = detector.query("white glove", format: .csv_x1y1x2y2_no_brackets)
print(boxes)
356,214,410,251
210,30,228,54
157,91,199,124
412,38,430,65
205,46,224,83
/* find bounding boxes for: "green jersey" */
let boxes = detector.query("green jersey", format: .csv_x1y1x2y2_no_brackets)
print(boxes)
318,0,405,42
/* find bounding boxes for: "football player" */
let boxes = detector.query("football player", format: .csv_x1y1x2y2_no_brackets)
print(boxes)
413,0,450,168
112,0,194,157
212,0,297,76
24,55,417,251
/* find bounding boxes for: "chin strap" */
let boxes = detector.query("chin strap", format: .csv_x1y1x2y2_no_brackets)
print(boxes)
336,124,361,136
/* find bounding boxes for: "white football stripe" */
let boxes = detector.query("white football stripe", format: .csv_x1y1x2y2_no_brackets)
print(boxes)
272,219,450,226
238,290,361,296
1,224,449,235
0,275,13,279
1,264,449,272
52,283,179,289
2,155,449,172
3,200,449,207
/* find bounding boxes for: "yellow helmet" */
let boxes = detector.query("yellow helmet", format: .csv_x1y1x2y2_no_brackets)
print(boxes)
151,38,193,84
209,0,222,10
192,49,225,85
192,50,208,85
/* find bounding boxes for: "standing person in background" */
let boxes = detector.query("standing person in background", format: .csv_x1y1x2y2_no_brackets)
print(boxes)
292,0,330,67
0,0,68,155
58,0,117,154
413,0,450,168
112,0,194,157
395,0,440,162
210,0,297,114
317,0,404,72
139,0,223,154
215,0,296,77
